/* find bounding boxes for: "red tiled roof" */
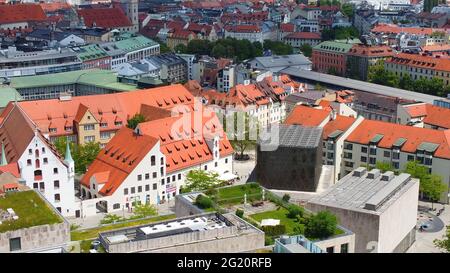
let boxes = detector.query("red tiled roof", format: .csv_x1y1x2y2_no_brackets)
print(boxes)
81,128,158,196
0,162,20,178
138,109,233,173
346,119,450,159
9,84,195,138
285,32,321,40
347,44,394,57
386,52,450,72
0,4,47,24
224,24,261,33
404,103,450,129
371,24,446,36
170,29,195,39
284,105,330,127
40,2,71,13
78,7,132,28
280,23,295,33
322,115,356,140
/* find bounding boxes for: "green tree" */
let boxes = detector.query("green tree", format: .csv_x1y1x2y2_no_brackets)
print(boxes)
368,60,399,87
263,40,294,55
133,203,158,218
174,43,187,54
153,38,171,53
183,170,222,192
186,39,212,55
287,205,304,219
404,161,430,197
423,174,447,209
434,225,450,252
293,223,306,235
211,43,227,58
100,213,124,224
282,194,291,203
341,3,354,19
223,112,258,159
53,137,101,173
375,161,394,173
300,44,312,57
305,211,338,239
195,194,214,209
235,208,244,218
399,74,414,90
127,113,146,129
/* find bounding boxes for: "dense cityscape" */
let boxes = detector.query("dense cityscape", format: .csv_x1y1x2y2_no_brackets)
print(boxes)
0,0,449,257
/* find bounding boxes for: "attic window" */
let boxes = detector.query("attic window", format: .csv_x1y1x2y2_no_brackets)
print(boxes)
63,113,68,119
112,108,117,114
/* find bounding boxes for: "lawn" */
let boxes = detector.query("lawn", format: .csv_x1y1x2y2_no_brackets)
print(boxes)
71,214,176,241
249,207,299,235
215,183,263,205
79,239,106,253
0,191,62,233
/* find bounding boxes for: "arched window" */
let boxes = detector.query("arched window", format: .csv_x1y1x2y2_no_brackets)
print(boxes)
35,159,40,168
35,149,39,158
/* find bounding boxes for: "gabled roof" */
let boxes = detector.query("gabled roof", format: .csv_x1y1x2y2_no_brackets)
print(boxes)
346,119,450,160
137,110,233,173
283,105,330,127
0,3,47,24
404,103,450,129
78,7,132,29
9,84,195,137
81,128,158,196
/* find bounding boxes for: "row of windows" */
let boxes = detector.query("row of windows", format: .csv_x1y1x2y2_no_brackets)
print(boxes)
33,180,60,192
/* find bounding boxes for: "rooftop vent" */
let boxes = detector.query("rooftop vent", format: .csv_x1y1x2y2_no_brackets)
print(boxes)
353,167,367,177
367,169,381,179
381,171,395,182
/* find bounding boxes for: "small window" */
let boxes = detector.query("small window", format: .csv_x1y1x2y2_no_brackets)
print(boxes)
138,186,142,193
225,158,228,164
172,175,175,181
145,173,150,180
53,168,58,174
137,175,142,181
151,156,156,166
153,183,157,190
178,174,181,180
215,162,218,167
204,165,208,170
167,177,170,183
9,237,21,252
153,172,157,178
54,194,60,202
27,159,31,166
131,187,135,194
113,203,120,209
161,179,165,185
124,188,129,195
54,180,60,189
145,184,150,191
43,158,48,164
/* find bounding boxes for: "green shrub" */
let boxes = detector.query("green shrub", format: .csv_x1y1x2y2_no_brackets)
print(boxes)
282,194,291,203
305,211,338,240
293,224,305,235
265,236,275,246
249,183,259,189
235,208,244,218
205,187,218,196
195,195,213,209
261,224,286,236
287,205,304,219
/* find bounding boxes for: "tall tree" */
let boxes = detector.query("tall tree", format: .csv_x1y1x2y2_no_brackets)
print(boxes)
300,44,312,57
53,137,101,173
183,170,222,193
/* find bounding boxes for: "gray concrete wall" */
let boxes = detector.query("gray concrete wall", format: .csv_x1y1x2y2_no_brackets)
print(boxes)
0,221,70,253
314,232,355,253
144,231,265,253
174,194,204,217
306,203,380,253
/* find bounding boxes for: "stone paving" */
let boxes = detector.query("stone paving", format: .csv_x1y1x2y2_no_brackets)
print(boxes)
407,201,449,253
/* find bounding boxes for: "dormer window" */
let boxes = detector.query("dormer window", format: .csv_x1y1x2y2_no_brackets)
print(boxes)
100,122,108,128
114,121,122,126
49,128,57,133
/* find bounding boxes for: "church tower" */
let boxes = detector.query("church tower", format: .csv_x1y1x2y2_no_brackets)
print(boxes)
121,0,139,33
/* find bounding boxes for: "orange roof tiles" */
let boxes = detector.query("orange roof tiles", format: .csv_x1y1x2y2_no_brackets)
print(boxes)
0,3,47,24
0,162,20,178
322,115,356,140
40,2,71,13
404,103,450,129
11,84,195,138
78,7,132,28
81,127,159,196
284,105,330,127
285,32,321,40
386,53,450,72
347,44,394,57
371,24,445,36
346,119,450,159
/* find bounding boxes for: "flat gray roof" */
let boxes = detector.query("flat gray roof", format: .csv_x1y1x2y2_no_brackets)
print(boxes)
281,67,442,103
308,168,416,214
259,124,323,149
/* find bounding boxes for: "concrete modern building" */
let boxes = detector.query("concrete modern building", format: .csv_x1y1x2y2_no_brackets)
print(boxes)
6,69,136,100
256,124,323,192
217,64,236,93
0,190,70,253
249,54,312,73
307,168,419,253
0,47,82,78
274,230,355,253
98,212,265,253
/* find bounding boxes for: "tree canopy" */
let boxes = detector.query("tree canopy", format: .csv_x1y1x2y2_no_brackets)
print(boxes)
305,211,338,240
300,44,312,57
321,26,360,41
182,170,222,193
434,225,450,253
127,113,147,129
54,137,101,173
